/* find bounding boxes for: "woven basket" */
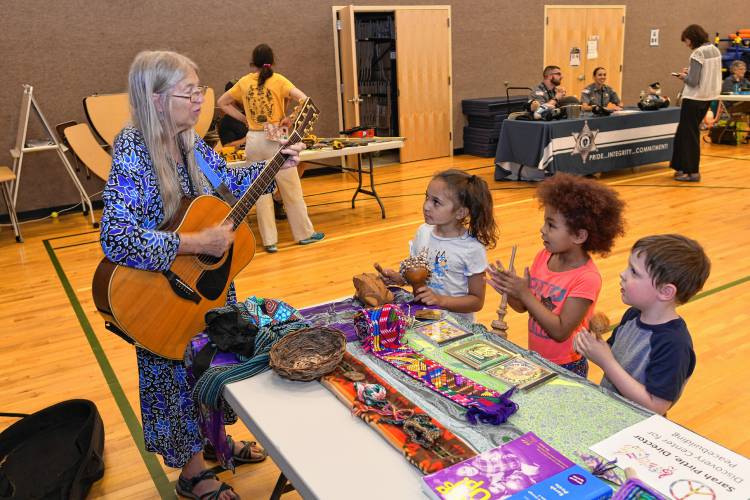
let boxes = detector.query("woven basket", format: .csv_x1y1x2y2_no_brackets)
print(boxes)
270,326,347,381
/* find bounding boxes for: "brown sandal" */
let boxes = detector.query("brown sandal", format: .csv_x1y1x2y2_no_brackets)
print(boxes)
204,436,268,464
176,470,238,500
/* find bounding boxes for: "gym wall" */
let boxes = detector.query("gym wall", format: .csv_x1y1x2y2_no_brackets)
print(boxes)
0,0,744,213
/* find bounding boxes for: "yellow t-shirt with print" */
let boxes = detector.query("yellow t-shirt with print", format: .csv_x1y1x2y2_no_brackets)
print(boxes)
228,72,295,131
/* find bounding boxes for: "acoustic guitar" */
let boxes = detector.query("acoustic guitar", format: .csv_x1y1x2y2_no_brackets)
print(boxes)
92,98,319,359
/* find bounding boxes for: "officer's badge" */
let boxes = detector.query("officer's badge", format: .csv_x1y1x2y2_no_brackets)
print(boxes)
571,121,599,163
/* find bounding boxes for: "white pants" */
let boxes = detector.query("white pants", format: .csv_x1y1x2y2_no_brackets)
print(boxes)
245,131,315,245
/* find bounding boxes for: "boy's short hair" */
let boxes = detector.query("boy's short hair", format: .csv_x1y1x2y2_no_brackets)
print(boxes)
632,234,711,304
536,173,626,255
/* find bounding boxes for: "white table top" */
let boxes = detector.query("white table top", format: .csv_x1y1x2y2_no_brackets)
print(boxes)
224,370,424,500
227,139,405,167
714,94,750,102
299,139,404,162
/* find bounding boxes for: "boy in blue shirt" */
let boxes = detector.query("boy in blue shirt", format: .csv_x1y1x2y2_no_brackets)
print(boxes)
574,234,710,415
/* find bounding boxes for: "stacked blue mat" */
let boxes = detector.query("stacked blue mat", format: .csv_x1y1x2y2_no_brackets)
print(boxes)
461,96,528,157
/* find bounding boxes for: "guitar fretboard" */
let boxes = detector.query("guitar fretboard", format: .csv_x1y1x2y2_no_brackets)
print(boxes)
226,130,303,228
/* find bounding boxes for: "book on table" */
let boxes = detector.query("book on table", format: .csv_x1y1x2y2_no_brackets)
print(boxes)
485,357,557,391
422,431,579,500
507,465,612,499
413,318,473,346
444,338,516,370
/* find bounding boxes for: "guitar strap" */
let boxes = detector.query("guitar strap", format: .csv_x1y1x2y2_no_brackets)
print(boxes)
194,149,238,205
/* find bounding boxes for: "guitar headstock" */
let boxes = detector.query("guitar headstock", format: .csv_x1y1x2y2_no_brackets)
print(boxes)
290,98,320,141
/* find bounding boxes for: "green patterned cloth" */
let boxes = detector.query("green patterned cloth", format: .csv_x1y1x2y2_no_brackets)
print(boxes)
351,316,651,468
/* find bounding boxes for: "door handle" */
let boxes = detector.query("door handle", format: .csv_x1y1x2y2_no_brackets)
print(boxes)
347,97,364,103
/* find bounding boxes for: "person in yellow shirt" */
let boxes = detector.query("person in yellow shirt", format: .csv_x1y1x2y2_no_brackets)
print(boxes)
218,44,324,252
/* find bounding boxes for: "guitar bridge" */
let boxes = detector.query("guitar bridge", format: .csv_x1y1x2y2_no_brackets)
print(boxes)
162,270,201,303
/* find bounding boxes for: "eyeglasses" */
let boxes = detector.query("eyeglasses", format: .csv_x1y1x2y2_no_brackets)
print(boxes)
169,85,208,103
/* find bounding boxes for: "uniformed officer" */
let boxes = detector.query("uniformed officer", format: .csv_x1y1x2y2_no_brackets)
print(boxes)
581,67,623,112
529,66,566,108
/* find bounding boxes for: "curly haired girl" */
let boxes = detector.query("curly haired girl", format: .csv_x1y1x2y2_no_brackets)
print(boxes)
376,169,499,321
487,173,625,376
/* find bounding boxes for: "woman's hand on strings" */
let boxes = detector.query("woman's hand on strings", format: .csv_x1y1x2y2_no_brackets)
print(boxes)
179,222,234,257
280,141,305,170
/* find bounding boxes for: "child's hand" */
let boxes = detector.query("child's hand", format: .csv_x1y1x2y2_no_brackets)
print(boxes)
374,263,405,285
486,260,511,293
573,329,612,366
414,286,444,307
487,262,530,299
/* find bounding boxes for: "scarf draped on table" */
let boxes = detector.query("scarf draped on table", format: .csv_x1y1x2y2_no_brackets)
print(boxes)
186,296,309,470
354,304,518,426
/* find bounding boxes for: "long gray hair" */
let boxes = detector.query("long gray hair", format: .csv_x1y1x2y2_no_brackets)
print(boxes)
127,50,207,221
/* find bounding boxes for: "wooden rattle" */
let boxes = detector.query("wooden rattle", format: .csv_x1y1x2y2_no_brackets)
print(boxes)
399,250,431,296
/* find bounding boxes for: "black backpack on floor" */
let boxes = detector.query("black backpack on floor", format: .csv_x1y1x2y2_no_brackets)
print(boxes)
0,400,105,499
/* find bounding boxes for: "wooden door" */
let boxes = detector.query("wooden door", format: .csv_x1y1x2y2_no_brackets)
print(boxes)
396,9,452,162
337,6,361,129
544,6,625,101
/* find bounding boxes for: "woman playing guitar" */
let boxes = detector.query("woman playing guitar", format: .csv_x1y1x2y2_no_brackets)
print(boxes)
99,50,303,500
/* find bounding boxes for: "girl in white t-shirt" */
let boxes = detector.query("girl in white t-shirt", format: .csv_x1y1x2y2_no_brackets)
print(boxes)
376,169,498,318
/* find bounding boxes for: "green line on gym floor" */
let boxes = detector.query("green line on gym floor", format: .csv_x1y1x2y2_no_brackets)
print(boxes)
690,275,750,301
43,240,173,498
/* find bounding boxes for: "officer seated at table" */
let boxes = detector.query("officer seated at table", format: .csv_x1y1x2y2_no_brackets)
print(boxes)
581,67,623,114
529,65,567,109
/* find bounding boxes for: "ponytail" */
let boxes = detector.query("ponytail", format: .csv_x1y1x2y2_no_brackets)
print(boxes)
251,43,275,88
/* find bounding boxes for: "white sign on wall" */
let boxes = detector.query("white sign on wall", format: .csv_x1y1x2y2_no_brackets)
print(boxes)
650,29,660,47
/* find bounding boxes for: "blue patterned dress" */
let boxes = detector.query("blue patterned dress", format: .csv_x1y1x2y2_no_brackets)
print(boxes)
100,127,270,468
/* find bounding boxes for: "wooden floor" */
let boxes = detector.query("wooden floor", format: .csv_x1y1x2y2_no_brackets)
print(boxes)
1,141,749,498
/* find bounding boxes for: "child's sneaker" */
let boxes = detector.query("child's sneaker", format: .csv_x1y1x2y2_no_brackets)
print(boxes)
264,244,278,253
298,232,325,245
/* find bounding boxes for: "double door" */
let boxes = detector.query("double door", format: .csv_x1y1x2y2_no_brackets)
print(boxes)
334,5,452,163
544,5,626,101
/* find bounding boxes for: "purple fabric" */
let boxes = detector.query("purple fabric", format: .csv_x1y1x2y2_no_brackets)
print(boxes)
299,287,436,342
186,332,239,469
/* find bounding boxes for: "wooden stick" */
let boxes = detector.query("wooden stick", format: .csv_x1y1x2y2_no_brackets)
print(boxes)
499,245,518,309
491,244,518,338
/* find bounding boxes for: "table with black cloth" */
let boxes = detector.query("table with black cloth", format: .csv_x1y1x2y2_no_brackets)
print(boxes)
494,107,680,178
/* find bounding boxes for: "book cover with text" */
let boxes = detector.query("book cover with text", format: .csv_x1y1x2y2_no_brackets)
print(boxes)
423,432,574,499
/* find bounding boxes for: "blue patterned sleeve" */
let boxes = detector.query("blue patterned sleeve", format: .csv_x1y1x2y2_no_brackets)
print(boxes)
99,129,180,271
194,137,274,197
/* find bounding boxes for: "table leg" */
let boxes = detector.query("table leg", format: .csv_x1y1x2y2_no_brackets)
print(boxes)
269,471,296,500
351,152,386,218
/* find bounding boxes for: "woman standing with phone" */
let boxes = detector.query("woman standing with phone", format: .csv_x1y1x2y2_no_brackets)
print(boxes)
670,24,722,182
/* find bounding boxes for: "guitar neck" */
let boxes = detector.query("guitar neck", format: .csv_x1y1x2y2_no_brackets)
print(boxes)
227,130,302,228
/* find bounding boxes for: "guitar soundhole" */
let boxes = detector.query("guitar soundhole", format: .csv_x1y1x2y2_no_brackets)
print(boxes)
196,246,234,300
198,253,222,265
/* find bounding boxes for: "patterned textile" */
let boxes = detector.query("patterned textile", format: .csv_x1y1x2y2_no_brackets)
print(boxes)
136,347,204,468
300,287,437,342
320,352,477,474
186,296,308,470
559,356,589,378
355,305,517,425
402,331,651,463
